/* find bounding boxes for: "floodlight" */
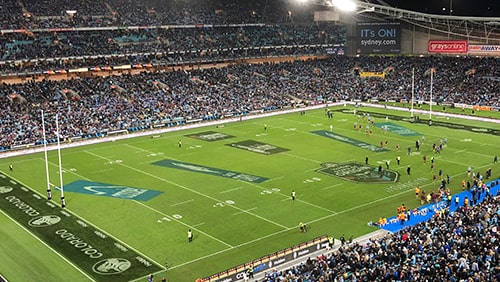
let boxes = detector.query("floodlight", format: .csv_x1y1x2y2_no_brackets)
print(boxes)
332,0,357,12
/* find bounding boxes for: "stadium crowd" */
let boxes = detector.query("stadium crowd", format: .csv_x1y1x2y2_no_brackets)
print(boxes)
0,2,499,282
0,24,346,68
260,192,500,281
0,55,499,151
0,0,315,29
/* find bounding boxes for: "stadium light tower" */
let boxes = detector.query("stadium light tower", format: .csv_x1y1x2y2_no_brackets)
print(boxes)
331,0,357,12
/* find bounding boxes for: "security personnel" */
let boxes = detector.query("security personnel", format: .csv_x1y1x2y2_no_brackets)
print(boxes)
328,236,334,249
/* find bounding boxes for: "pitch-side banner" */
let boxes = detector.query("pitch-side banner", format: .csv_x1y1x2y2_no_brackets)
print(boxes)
428,40,468,53
468,45,500,54
357,22,401,54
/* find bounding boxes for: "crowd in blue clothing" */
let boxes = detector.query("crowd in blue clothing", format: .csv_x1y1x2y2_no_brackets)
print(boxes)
261,188,500,281
0,24,346,72
1,55,499,151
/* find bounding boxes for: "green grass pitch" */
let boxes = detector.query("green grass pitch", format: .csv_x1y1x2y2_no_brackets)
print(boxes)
0,105,499,282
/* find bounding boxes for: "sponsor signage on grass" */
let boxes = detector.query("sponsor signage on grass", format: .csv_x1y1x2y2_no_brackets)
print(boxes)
0,174,163,281
225,140,290,155
63,181,163,201
428,40,468,53
187,131,235,141
152,159,268,183
332,110,500,136
374,122,420,136
316,162,398,183
311,130,388,152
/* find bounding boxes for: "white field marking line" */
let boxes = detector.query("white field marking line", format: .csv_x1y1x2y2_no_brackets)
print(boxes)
91,168,114,173
168,161,497,271
41,160,166,269
278,116,497,157
124,144,181,161
41,158,91,180
219,187,242,194
422,131,499,147
281,197,290,202
0,208,97,281
308,161,496,226
170,199,194,207
282,153,323,164
266,176,284,182
44,158,233,250
134,201,234,248
323,183,343,190
233,207,257,216
455,149,467,154
3,156,48,164
192,222,206,227
84,150,288,229
244,181,337,214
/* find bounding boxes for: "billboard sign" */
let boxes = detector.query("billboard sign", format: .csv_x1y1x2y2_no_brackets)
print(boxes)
428,40,467,53
468,44,500,54
357,22,401,54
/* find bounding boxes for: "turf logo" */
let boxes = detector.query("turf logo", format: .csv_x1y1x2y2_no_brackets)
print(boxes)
28,215,61,227
93,258,132,275
63,181,163,201
311,131,388,152
226,140,290,155
153,159,268,183
374,122,420,136
187,131,234,141
316,162,398,183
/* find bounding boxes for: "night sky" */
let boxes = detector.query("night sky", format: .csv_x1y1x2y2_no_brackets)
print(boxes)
365,0,500,17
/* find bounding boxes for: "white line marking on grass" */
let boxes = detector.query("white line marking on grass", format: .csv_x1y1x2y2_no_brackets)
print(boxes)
306,167,319,172
244,181,337,214
91,168,114,173
41,160,165,269
219,187,242,194
283,153,322,164
323,183,343,190
455,149,467,154
192,222,205,227
170,199,194,207
168,161,497,271
266,176,284,182
233,207,257,216
134,201,233,248
0,209,97,281
437,158,471,166
124,143,149,152
84,150,289,229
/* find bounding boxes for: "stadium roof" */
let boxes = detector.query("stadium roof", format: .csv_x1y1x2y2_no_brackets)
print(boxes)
322,0,500,42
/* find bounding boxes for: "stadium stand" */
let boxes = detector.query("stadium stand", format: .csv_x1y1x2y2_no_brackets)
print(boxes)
1,56,499,151
1,1,499,281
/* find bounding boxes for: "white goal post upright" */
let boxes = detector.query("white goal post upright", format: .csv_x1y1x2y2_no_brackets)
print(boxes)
55,114,66,208
410,67,415,119
429,68,434,122
41,110,52,200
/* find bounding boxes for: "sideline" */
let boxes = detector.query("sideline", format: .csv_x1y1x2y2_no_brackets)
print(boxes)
2,102,498,160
